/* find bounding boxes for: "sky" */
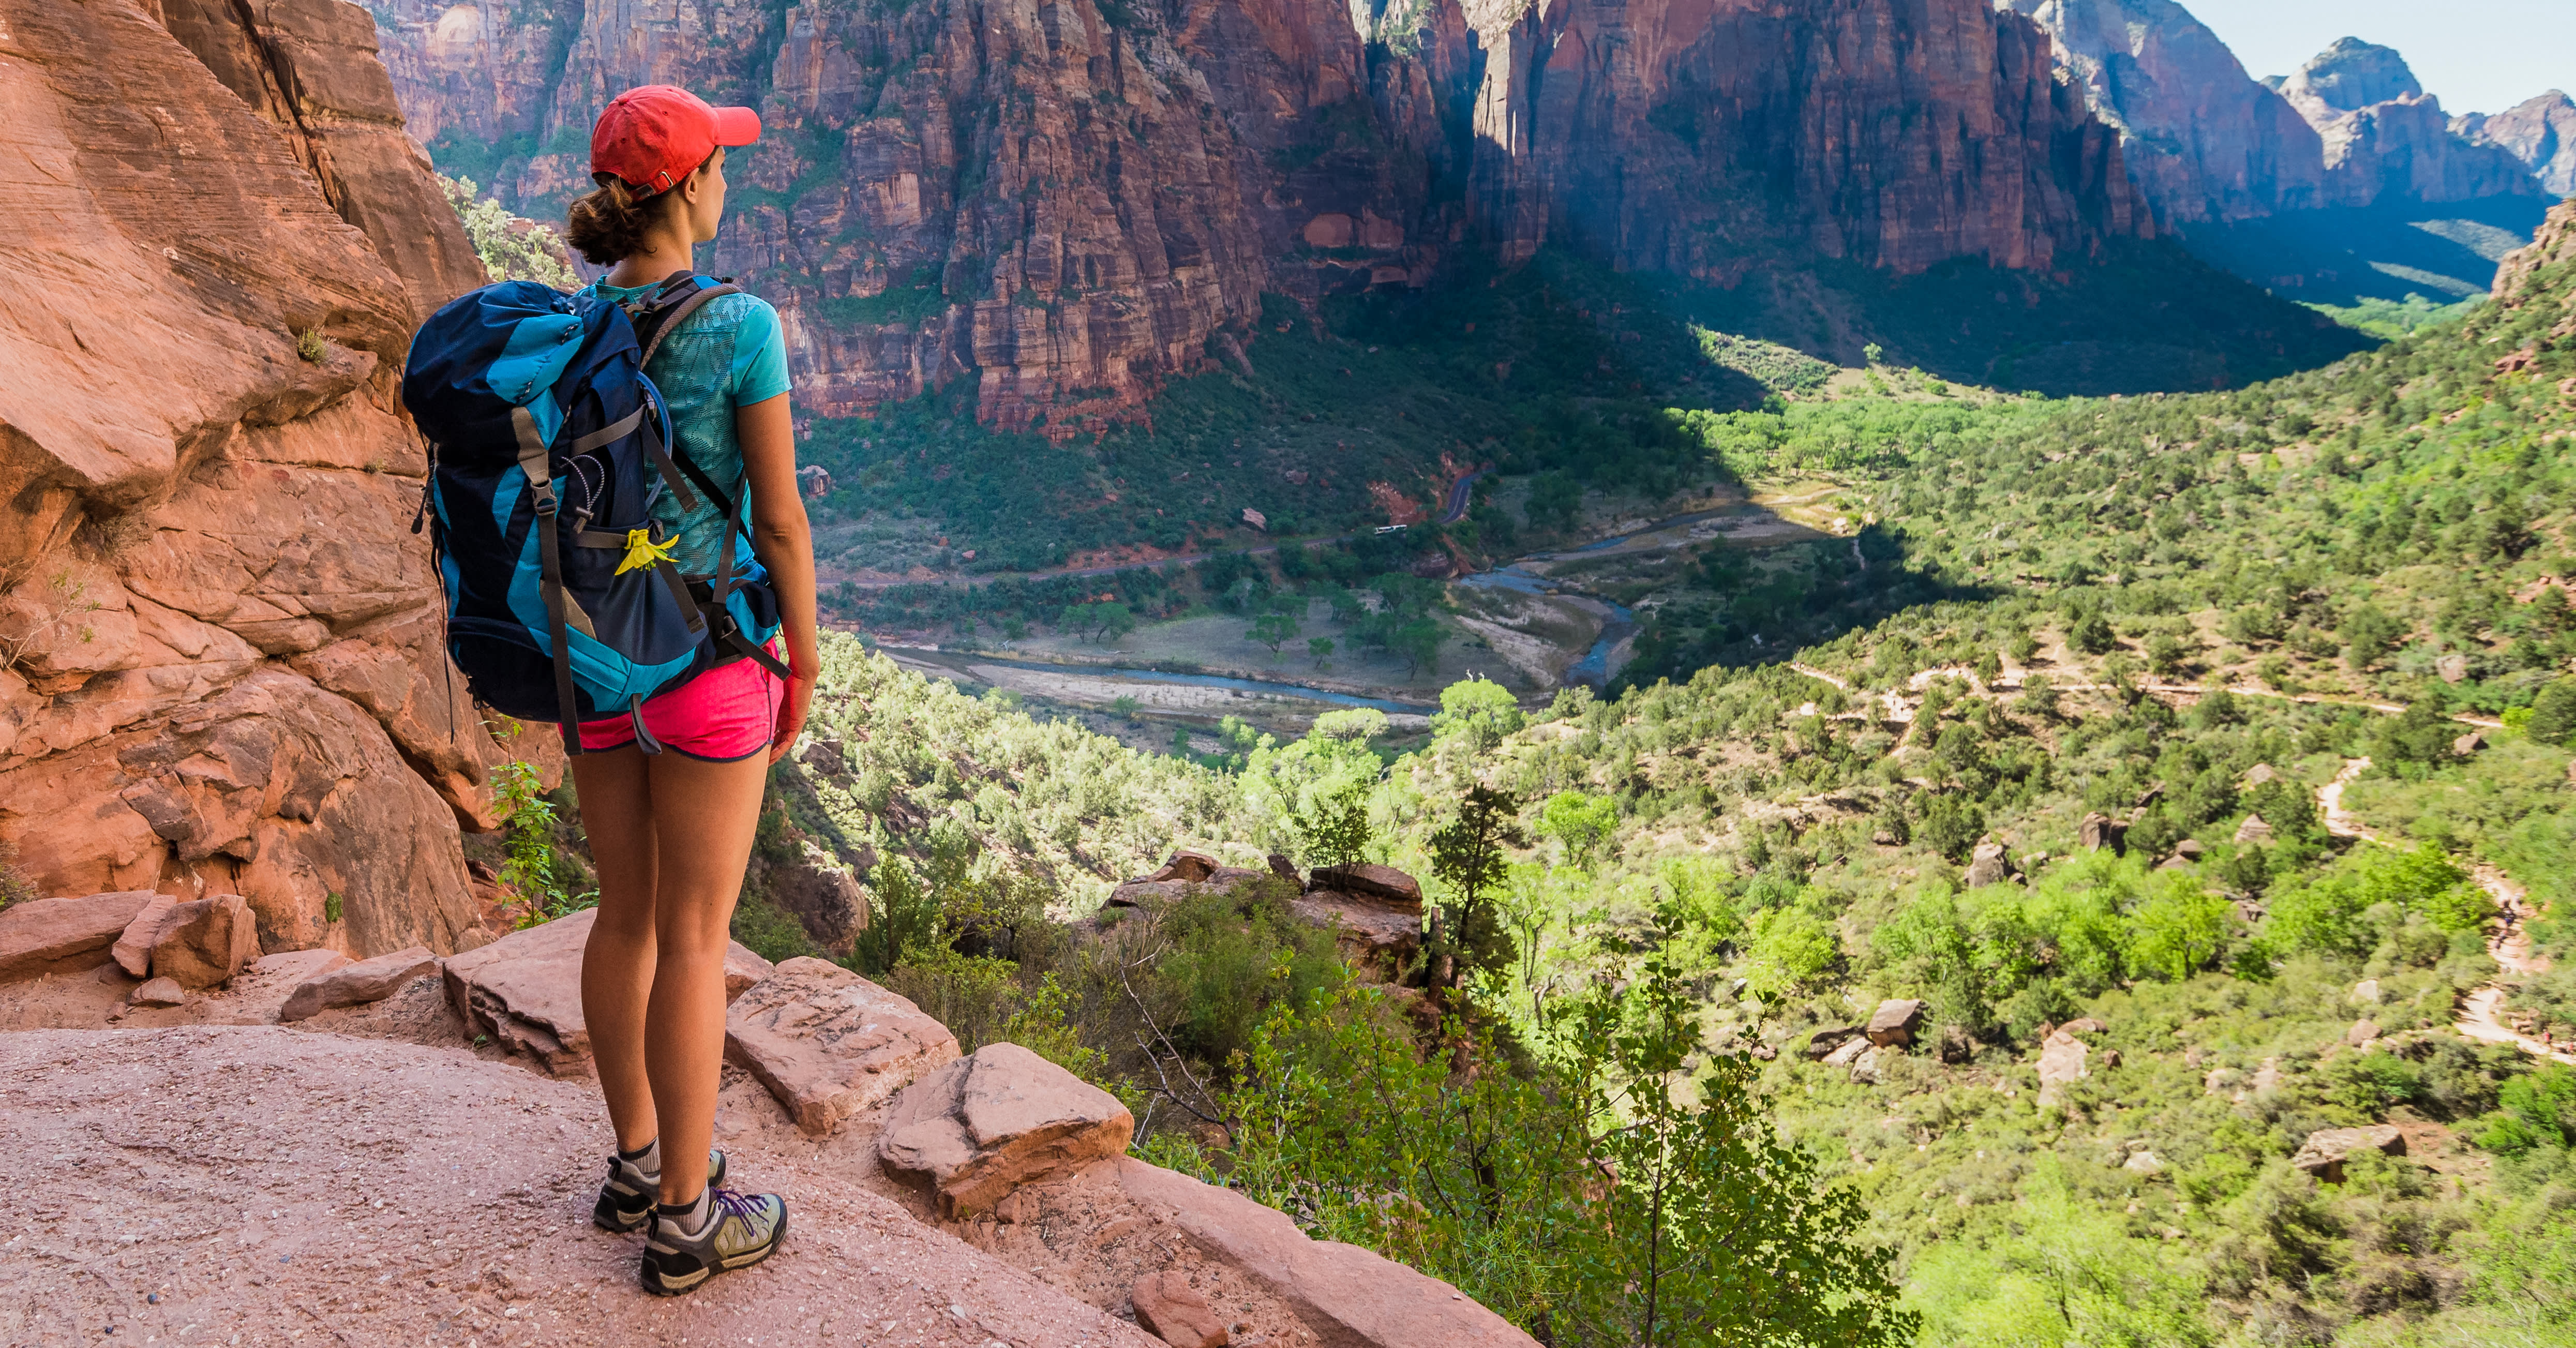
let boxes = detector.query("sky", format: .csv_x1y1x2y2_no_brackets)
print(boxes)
2184,0,2575,116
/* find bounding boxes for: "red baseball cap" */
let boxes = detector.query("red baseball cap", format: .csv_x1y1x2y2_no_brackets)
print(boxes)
590,85,760,197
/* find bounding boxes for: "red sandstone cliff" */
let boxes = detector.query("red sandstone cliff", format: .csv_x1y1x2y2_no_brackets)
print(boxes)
2457,93,2576,200
0,0,517,957
373,0,2152,431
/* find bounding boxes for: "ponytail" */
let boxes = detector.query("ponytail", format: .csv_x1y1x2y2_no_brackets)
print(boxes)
564,175,653,265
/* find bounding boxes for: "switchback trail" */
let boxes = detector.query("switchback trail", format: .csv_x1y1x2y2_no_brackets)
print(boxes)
2316,757,2572,1066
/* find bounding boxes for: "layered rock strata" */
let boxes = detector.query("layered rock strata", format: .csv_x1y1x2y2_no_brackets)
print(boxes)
373,0,2154,431
0,0,521,960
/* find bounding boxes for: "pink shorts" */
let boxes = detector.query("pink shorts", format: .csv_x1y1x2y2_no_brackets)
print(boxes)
578,640,785,761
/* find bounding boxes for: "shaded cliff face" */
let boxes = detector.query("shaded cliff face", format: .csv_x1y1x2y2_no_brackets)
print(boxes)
2457,92,2576,198
0,0,515,957
2004,0,2323,225
377,0,2153,428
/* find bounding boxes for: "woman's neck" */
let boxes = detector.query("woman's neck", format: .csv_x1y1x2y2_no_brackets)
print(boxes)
604,233,694,290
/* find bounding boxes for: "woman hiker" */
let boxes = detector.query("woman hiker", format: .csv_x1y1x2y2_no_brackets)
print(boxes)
561,84,817,1296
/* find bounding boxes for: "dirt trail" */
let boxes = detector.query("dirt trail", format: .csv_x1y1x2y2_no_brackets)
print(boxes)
2314,758,2571,1065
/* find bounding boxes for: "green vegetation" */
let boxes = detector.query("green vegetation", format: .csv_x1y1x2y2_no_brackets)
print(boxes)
440,175,579,289
2307,293,2485,339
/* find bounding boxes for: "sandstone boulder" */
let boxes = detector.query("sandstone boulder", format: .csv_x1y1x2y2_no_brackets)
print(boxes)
2347,1019,2381,1047
2233,814,2273,845
130,977,186,1008
2123,1149,2165,1177
147,894,263,988
1307,864,1422,907
1866,998,1926,1047
1821,1036,1871,1069
2059,1016,2107,1037
1147,851,1222,883
1291,892,1422,980
2292,1124,2404,1183
1805,1025,1864,1059
1965,842,2011,887
2036,1030,2089,1107
277,946,437,1022
1266,854,1302,887
2453,730,2486,757
726,957,960,1135
112,894,180,977
2173,838,2206,862
1208,866,1274,892
1118,1157,1536,1347
2078,812,2123,852
767,842,867,950
1132,1271,1229,1348
879,1043,1134,1218
1108,880,1193,909
0,892,157,982
441,908,774,1076
2244,763,2279,786
1847,1044,1884,1084
2352,978,2382,1005
1938,1024,1976,1064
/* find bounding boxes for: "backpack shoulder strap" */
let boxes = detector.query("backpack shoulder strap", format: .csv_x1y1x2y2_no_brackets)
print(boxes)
626,273,743,368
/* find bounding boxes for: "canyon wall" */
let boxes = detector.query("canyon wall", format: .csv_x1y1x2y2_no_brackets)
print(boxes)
2456,93,2576,199
2273,39,2544,210
375,0,2151,431
0,0,514,958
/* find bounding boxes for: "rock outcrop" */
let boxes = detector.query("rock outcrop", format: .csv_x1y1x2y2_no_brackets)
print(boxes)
1866,997,1926,1047
2292,1122,2404,1183
725,956,962,1134
2003,0,2325,224
142,893,264,988
440,908,775,1076
373,0,2155,433
2273,39,2544,209
0,892,158,982
0,0,532,963
2457,92,2576,198
880,1042,1136,1217
277,945,439,1022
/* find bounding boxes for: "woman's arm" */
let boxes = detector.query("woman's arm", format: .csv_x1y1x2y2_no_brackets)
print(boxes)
736,391,817,762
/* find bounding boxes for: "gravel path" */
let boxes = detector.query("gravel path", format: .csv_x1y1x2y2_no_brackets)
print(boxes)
0,1026,1159,1348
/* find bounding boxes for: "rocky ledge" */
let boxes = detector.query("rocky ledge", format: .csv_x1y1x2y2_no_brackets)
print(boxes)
0,906,1531,1346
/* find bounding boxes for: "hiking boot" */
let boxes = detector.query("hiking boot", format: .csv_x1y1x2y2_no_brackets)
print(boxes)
592,1145,729,1233
640,1188,788,1296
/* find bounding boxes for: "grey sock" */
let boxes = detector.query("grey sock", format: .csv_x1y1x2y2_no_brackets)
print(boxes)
618,1137,661,1183
657,1187,712,1237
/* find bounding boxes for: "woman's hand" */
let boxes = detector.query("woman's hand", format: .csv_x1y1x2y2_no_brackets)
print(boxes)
769,671,813,763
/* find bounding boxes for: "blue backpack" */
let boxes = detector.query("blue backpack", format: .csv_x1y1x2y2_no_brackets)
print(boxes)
402,274,788,755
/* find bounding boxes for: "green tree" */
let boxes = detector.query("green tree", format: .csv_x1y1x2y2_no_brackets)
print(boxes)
2528,678,2576,746
440,176,579,288
2126,875,2232,981
1294,779,1374,870
1431,677,1525,752
2067,611,2116,655
1557,903,1916,1347
1391,617,1445,679
1744,906,1838,999
853,854,939,976
1308,636,1335,669
2341,603,2404,667
1535,790,1619,867
1248,608,1300,656
1426,784,1527,988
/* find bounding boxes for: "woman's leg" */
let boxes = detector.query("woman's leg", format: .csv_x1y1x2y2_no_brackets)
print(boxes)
573,745,661,1154
639,750,769,1205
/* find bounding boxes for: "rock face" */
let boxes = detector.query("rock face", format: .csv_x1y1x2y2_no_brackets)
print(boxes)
112,894,181,978
2273,39,2544,209
880,1042,1136,1217
2292,1123,2404,1183
0,0,528,963
0,892,158,982
2494,198,2576,304
2458,92,2576,198
277,945,439,1022
441,908,777,1076
725,957,962,1134
1291,891,1423,981
2003,0,2324,224
372,0,2152,433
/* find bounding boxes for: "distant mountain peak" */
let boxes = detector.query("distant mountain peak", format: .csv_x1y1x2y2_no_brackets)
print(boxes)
2285,37,2424,114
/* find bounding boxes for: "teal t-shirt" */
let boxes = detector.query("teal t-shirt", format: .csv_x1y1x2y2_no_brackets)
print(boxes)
580,280,792,577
